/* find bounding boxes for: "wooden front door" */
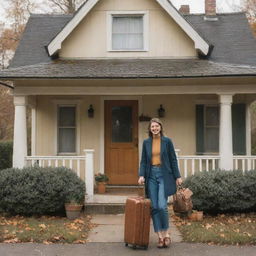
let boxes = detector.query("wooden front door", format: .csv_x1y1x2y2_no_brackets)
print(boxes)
105,100,138,185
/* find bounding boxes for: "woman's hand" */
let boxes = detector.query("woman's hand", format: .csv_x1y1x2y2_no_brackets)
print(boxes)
176,177,183,186
138,176,145,185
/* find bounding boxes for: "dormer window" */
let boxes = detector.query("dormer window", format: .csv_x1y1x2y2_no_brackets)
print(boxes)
107,11,148,52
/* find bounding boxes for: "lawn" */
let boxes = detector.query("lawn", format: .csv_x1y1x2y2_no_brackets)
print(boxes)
0,214,95,244
174,213,256,245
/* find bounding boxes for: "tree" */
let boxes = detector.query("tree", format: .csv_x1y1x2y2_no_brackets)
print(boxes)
243,0,256,36
0,87,14,141
47,0,85,14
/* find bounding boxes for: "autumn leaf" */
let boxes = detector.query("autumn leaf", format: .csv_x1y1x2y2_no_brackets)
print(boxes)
4,238,19,243
39,224,47,229
73,240,86,244
74,219,85,224
205,223,213,229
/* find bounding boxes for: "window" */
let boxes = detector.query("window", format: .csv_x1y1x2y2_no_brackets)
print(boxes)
57,105,76,153
204,106,219,153
108,11,148,51
196,104,246,155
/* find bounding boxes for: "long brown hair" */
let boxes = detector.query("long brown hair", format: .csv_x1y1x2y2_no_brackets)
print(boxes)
148,118,164,137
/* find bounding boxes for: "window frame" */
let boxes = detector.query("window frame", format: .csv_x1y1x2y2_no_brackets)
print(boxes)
52,100,81,156
107,11,149,52
203,104,219,154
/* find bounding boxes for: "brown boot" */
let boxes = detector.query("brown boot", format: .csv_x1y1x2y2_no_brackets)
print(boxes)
164,236,171,248
157,238,165,248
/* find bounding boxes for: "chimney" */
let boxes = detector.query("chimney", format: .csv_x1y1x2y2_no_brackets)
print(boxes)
179,5,190,15
205,0,216,16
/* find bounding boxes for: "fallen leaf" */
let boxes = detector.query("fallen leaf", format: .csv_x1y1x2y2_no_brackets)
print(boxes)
205,223,213,229
4,238,19,243
39,224,47,229
73,240,86,244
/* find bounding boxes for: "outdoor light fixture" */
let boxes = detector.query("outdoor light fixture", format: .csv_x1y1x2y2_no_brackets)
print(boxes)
88,104,94,118
158,104,165,118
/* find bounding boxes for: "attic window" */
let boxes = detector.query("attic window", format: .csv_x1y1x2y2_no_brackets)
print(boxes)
108,11,148,52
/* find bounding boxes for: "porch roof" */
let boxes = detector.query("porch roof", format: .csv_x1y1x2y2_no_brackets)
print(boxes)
1,59,256,79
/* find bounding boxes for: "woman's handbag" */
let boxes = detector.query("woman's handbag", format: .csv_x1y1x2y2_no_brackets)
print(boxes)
173,186,193,213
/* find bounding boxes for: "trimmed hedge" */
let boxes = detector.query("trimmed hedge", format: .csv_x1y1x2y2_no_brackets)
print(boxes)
183,170,256,214
0,167,85,216
0,141,12,170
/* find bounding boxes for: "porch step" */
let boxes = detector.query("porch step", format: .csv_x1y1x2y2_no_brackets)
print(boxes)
84,189,141,214
106,185,143,195
84,203,125,214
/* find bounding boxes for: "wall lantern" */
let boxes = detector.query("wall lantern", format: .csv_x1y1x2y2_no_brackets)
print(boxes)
158,104,165,118
88,104,94,118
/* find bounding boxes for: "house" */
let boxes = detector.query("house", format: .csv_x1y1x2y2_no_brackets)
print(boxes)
1,0,256,201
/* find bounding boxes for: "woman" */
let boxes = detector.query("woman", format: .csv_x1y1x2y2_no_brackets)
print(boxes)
138,118,182,249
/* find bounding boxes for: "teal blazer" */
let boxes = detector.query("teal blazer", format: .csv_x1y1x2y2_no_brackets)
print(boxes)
139,136,181,197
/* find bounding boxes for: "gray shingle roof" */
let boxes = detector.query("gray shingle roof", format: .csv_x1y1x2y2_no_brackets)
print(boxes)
1,59,256,79
9,14,72,68
8,12,256,69
185,13,256,65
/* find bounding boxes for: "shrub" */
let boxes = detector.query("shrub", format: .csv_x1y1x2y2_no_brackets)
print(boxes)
0,166,85,216
183,170,256,214
0,141,13,170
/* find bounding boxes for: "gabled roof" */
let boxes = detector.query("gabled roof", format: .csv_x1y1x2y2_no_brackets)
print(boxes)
47,0,211,56
9,13,256,69
2,59,256,79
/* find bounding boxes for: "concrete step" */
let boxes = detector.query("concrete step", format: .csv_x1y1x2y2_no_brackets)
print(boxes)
84,203,125,214
85,189,143,214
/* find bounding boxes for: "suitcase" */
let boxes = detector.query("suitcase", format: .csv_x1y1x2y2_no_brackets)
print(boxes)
124,196,151,250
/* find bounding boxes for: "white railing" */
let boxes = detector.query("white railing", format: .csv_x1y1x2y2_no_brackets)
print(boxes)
25,149,95,201
178,155,220,178
26,155,85,177
178,155,256,178
233,156,256,172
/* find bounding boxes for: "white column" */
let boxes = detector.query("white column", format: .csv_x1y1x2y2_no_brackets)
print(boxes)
84,149,95,202
13,96,27,168
219,94,233,170
246,103,252,156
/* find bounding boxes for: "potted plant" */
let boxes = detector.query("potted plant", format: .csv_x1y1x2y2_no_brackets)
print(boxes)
95,173,109,194
65,193,84,220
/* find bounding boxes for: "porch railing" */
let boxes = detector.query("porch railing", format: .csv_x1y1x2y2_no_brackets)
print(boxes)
178,155,220,178
25,153,256,200
233,156,256,172
25,149,95,202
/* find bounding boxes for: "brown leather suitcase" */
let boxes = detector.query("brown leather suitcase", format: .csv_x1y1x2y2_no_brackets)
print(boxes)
124,196,151,249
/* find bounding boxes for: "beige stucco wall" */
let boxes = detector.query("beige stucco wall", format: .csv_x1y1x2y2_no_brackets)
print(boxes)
34,94,219,174
59,0,197,58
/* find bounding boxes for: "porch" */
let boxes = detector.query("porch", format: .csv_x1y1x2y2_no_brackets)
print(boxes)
25,152,256,203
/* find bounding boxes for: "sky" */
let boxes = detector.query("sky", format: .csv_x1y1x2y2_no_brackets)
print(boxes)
0,0,244,26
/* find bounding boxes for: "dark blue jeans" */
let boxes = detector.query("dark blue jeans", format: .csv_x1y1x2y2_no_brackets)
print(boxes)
148,166,169,232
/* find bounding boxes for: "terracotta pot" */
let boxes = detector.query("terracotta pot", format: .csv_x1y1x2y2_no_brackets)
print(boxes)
97,182,106,194
65,203,83,220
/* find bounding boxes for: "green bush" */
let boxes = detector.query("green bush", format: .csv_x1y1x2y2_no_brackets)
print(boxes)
183,170,256,214
0,141,13,170
0,166,85,216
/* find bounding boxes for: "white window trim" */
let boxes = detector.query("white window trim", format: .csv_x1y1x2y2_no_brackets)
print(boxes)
53,100,81,156
107,11,149,52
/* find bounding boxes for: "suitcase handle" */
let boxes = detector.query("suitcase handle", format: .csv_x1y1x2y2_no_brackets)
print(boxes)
138,185,146,198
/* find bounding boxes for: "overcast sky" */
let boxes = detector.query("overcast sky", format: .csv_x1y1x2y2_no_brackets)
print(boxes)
0,0,243,25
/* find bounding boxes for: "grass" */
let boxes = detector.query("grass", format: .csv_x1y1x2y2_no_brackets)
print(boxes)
0,214,95,244
174,213,256,245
